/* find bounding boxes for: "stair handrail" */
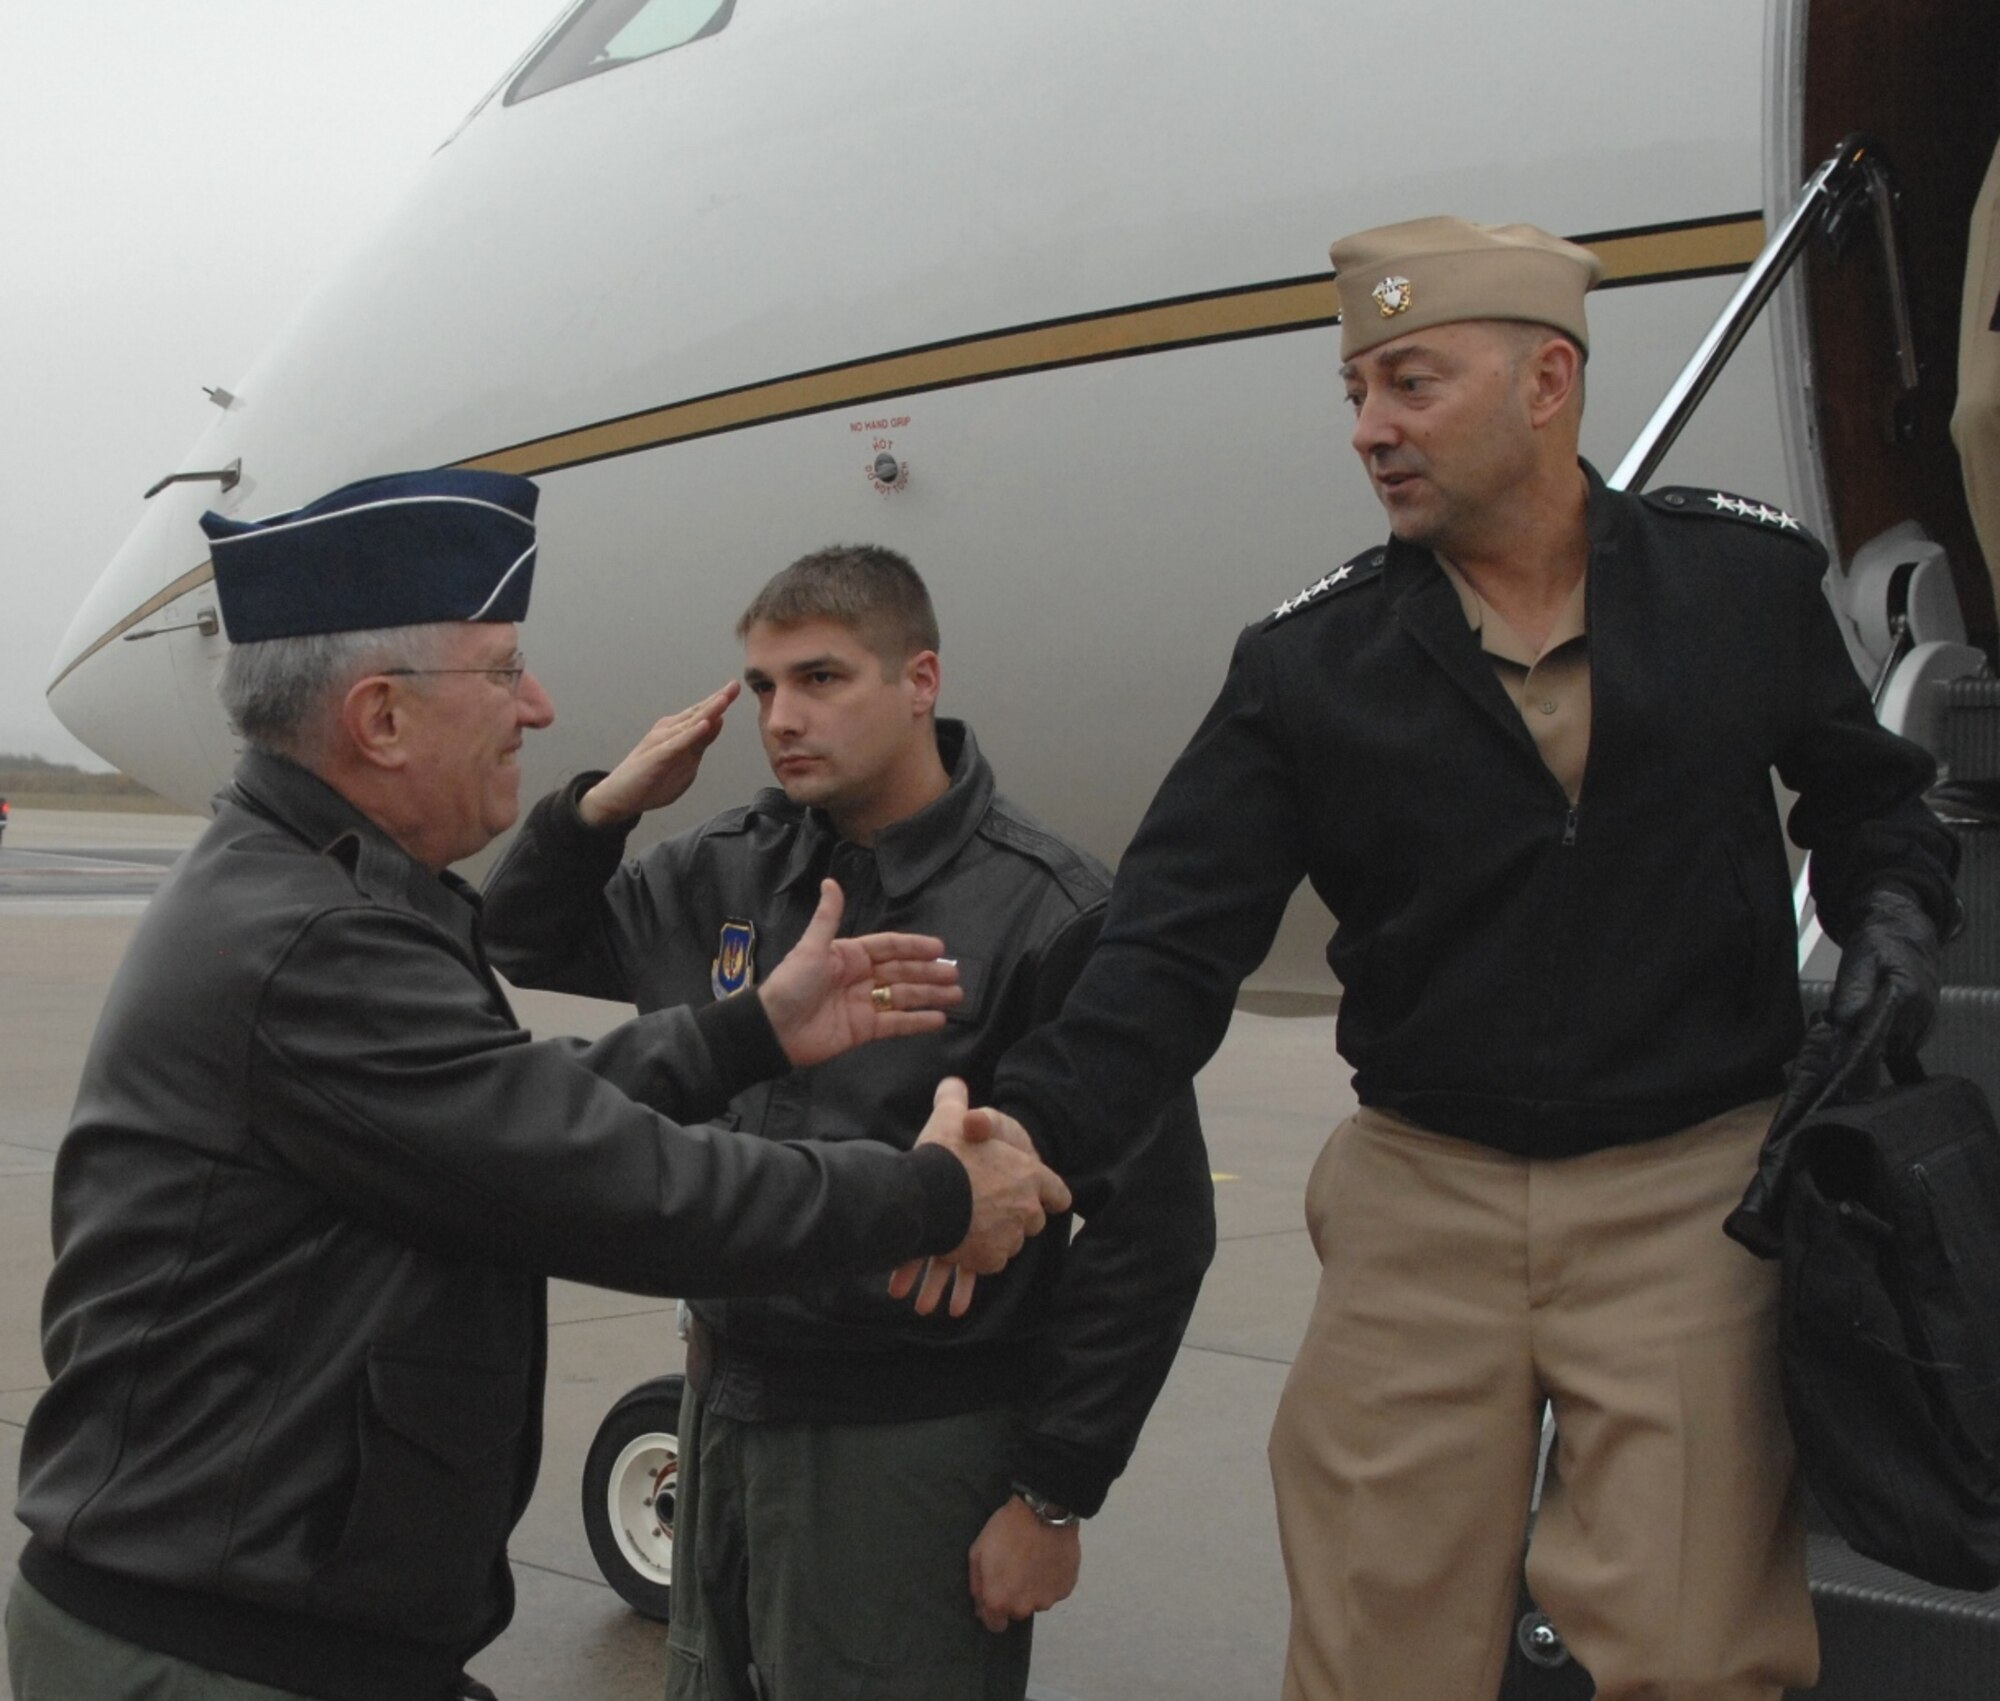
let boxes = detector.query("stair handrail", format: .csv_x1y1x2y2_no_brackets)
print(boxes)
1608,133,1913,494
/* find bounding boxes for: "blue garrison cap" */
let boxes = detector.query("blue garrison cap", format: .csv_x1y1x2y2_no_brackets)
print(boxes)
200,468,539,643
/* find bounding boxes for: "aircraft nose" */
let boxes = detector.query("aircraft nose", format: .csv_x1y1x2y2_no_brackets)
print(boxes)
46,493,238,811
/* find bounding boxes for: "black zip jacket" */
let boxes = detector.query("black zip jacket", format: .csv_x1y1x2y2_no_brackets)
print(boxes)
483,722,1214,1515
15,751,970,1701
994,468,1959,1174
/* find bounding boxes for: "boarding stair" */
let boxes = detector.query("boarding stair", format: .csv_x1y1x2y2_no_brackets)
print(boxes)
1791,658,2000,1701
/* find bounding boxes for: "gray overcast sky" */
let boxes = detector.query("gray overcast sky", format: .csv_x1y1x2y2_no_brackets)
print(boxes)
1,1,564,768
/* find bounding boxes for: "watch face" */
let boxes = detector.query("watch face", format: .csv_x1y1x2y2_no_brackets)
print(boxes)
1017,1487,1079,1527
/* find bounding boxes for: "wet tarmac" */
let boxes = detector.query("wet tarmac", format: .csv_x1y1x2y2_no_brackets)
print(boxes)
0,806,1345,1700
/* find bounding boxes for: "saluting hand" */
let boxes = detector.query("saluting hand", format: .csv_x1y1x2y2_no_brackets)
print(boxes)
579,681,741,826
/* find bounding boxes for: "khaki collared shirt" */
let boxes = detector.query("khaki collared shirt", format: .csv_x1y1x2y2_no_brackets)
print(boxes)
1437,558,1591,804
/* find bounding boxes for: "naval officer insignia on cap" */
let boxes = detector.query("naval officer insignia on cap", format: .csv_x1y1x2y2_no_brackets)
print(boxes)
199,467,540,643
1329,215,1603,360
712,919,758,999
1371,276,1414,317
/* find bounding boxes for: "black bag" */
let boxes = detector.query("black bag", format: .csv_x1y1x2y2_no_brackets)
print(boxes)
1731,1019,2000,1590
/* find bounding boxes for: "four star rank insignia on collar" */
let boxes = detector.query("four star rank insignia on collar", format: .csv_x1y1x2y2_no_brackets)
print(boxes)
1264,548,1387,627
1644,486,1807,535
1703,490,1802,530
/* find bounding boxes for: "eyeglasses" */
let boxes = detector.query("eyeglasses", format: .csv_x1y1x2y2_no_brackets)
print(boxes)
381,654,530,695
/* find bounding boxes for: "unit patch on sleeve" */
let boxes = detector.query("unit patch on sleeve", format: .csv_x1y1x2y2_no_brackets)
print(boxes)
1263,548,1386,628
711,918,758,998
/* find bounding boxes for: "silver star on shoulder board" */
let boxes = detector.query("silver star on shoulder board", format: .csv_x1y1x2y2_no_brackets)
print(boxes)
1773,509,1801,531
1708,491,1734,512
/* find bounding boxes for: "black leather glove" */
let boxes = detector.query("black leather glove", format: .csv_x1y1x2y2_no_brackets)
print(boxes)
1725,1016,1847,1256
1725,887,1941,1258
1825,885,1940,1076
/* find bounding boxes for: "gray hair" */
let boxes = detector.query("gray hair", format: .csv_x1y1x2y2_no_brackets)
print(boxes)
218,623,456,761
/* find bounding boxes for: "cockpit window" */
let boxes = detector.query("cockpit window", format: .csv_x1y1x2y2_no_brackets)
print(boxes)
507,0,735,104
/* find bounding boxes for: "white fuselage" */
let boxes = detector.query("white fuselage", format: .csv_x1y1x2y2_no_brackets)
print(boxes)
49,0,1804,989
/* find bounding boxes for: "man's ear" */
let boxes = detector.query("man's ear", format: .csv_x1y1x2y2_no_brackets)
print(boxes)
338,675,413,772
904,649,942,716
1525,335,1583,429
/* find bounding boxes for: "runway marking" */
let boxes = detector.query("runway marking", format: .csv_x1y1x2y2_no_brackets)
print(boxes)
0,850,172,873
52,209,1764,688
0,899,153,917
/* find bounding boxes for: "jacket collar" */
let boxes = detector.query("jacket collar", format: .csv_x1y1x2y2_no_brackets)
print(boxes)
1382,459,1620,758
225,747,484,950
768,719,995,901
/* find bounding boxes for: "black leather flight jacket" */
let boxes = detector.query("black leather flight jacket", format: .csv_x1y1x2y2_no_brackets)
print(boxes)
484,722,1215,1517
16,751,969,1701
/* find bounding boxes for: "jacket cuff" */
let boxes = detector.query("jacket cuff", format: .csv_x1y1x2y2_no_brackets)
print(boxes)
1008,1432,1119,1520
1868,878,1966,944
905,1142,973,1255
692,992,791,1097
553,770,631,843
988,1093,1061,1167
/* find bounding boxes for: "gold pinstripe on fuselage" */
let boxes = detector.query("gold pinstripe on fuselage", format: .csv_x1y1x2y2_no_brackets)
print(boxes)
53,211,1764,689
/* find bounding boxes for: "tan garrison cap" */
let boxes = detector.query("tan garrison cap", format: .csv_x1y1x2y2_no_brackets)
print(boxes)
1329,216,1604,359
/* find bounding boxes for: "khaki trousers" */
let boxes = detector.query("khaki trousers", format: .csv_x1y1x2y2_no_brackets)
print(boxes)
1953,137,2000,623
1267,1104,1817,1701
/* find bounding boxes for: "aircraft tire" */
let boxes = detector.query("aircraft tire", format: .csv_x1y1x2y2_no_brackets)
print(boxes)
580,1373,685,1621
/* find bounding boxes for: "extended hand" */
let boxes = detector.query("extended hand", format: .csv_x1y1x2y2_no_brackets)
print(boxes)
889,1107,1042,1315
579,681,740,826
758,880,963,1067
968,1496,1081,1633
888,1086,1068,1318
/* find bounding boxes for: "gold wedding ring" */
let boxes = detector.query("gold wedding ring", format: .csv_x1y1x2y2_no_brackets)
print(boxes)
871,985,894,1012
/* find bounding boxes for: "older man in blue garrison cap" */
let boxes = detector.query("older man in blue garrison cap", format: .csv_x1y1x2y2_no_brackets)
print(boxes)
7,469,1067,1701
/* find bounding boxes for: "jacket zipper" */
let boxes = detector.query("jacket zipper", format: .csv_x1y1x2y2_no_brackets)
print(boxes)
1533,803,1583,1060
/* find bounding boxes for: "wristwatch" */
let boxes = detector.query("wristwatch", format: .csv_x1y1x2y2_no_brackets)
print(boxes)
1012,1483,1081,1529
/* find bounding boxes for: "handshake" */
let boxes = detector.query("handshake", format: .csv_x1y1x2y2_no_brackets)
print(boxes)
894,1079,1067,1319
745,880,1069,1319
